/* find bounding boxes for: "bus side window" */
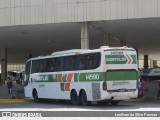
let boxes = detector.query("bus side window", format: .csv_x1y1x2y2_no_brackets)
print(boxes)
92,53,100,68
79,61,85,70
47,58,55,72
31,60,39,73
39,59,47,72
63,56,75,71
75,55,85,70
52,60,56,71
86,54,94,69
55,58,62,71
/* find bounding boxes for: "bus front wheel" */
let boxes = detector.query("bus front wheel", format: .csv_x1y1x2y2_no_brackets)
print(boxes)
33,89,39,102
71,90,80,105
80,90,90,106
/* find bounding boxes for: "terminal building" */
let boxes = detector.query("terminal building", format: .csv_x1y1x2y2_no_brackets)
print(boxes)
0,0,160,84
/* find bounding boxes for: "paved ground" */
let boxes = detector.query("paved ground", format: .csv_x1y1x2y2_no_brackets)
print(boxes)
0,99,160,111
0,99,160,120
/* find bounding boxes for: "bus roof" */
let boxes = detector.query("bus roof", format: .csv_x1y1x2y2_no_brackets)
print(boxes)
27,46,135,62
51,49,88,56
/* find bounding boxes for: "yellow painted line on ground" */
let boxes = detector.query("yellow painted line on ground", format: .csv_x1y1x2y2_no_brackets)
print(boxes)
125,97,159,102
125,98,144,102
0,99,33,103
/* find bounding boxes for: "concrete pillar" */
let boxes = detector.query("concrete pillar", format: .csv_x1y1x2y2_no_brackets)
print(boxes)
151,60,157,68
103,32,110,46
81,22,89,49
1,48,7,85
143,55,149,69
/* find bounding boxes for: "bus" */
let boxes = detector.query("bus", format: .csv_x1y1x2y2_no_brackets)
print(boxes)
24,46,138,105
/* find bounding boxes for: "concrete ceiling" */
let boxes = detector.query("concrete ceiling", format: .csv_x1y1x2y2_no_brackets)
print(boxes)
0,18,160,63
93,18,160,59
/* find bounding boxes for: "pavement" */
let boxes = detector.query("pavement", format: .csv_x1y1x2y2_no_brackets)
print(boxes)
0,98,33,103
0,97,158,103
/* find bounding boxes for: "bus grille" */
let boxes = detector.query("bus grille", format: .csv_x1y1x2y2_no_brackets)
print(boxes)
92,83,101,100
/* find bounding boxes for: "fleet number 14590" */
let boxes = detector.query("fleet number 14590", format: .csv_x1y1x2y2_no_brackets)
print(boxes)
86,74,99,80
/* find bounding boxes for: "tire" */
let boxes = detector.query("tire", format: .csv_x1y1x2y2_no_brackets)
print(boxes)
33,90,39,102
71,90,80,105
110,101,120,106
80,90,90,106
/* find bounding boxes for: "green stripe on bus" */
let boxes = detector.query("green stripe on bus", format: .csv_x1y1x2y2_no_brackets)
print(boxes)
74,73,79,82
75,72,106,82
49,75,57,82
60,83,65,91
130,55,137,64
32,71,138,83
106,71,138,81
62,74,67,82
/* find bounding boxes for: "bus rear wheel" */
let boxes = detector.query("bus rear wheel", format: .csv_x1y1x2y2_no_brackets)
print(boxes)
71,90,80,105
80,90,90,106
33,89,39,102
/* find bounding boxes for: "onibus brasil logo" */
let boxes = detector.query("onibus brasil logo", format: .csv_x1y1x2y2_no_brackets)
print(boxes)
105,52,136,64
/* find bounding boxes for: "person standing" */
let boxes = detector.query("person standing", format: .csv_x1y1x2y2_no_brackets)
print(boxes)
12,77,17,99
138,79,142,98
141,79,147,98
6,77,13,99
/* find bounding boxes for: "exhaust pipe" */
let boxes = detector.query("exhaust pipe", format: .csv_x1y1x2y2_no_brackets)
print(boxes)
111,96,114,100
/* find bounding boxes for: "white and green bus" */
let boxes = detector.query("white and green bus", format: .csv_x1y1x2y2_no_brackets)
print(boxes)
24,46,138,105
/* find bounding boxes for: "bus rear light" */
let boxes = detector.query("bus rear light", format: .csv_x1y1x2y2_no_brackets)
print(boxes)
103,82,107,90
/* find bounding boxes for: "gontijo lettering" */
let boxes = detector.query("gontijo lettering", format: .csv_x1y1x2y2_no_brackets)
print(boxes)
106,58,126,62
35,76,48,82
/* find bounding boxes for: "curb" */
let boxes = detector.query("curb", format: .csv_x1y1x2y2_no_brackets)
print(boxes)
0,99,33,103
125,97,159,102
125,98,145,102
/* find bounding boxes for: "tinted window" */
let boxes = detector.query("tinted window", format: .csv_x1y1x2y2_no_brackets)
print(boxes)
31,59,47,73
75,54,85,70
63,56,75,71
55,57,62,71
46,58,56,72
38,59,47,72
30,52,101,73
